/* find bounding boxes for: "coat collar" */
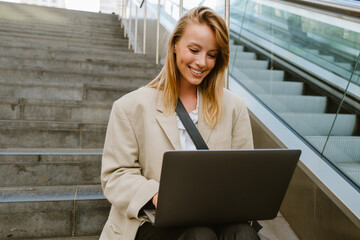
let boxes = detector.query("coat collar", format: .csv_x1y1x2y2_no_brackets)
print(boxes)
155,90,213,150
156,94,181,150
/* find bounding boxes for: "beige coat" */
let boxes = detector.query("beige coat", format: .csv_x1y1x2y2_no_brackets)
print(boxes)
100,87,253,240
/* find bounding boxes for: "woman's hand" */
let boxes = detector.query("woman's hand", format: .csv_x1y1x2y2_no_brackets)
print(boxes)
152,193,159,208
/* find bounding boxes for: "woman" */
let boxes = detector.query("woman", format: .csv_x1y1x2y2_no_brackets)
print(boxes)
100,6,258,240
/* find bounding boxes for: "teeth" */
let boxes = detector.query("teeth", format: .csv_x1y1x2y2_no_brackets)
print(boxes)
190,68,202,74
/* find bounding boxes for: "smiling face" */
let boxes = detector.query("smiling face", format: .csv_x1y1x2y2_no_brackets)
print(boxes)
174,23,218,89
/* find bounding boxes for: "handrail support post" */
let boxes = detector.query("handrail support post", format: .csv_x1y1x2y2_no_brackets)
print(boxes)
135,5,138,53
156,0,160,64
143,0,147,54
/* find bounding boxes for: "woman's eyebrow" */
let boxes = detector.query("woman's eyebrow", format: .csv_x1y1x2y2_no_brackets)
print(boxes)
187,42,201,48
188,42,218,52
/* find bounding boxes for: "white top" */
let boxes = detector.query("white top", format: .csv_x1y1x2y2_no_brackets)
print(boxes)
175,91,199,150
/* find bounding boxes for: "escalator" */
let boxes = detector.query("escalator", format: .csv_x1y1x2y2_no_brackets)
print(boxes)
228,0,360,188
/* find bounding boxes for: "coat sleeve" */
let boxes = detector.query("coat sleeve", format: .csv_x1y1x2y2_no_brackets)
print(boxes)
101,100,159,220
231,98,254,150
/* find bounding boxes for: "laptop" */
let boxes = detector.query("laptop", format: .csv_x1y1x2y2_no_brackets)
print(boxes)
144,149,301,227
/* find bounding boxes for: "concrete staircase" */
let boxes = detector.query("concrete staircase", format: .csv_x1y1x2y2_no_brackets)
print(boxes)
0,2,159,239
230,43,360,185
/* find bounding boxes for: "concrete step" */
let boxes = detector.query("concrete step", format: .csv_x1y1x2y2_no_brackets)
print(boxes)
0,24,126,43
258,95,327,113
0,17,124,37
0,47,156,65
0,16,121,31
0,35,128,50
0,39,129,54
0,4,119,26
0,80,138,101
0,55,161,74
0,20,120,34
0,150,102,187
0,32,128,50
0,184,109,239
0,2,119,23
0,55,159,76
238,80,303,95
0,21,124,39
279,113,356,136
0,42,156,63
306,136,360,163
0,97,113,122
0,67,156,86
0,120,106,149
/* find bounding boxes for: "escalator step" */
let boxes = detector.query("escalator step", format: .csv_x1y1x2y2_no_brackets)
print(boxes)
280,113,356,136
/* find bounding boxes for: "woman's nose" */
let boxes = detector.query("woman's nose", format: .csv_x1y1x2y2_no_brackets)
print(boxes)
195,53,207,68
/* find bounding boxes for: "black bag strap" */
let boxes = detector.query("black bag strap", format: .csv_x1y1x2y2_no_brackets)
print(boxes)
175,98,209,150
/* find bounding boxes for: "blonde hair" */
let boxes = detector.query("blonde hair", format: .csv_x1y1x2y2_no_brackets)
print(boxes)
147,6,229,128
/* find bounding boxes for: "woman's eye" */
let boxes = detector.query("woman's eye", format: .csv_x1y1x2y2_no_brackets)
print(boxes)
208,54,217,59
189,48,198,53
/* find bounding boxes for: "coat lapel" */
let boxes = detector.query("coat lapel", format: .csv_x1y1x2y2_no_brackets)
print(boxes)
156,96,181,150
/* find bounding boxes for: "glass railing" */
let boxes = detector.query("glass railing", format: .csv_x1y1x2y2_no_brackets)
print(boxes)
120,0,228,63
230,0,360,90
229,0,360,188
160,0,226,20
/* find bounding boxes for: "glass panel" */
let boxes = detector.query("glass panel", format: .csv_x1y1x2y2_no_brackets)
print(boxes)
200,0,225,17
145,0,226,62
129,1,137,49
163,0,181,21
322,54,360,186
229,0,360,189
122,0,135,48
158,0,225,20
122,0,131,37
183,0,223,13
235,0,360,86
144,0,159,56
136,2,145,53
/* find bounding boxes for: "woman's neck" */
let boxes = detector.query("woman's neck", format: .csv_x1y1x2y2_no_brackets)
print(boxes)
179,82,197,113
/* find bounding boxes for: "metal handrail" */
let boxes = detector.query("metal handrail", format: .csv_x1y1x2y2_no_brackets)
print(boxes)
282,0,360,19
132,0,145,8
140,0,145,8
